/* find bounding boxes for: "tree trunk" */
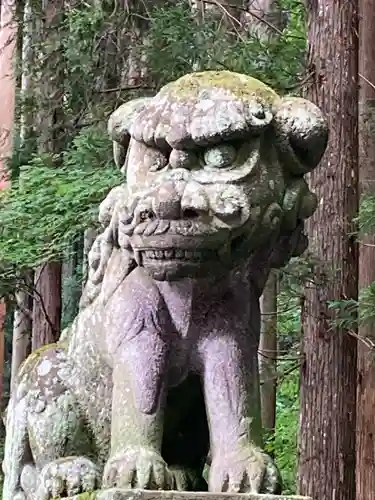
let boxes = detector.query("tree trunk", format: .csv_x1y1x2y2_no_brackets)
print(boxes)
0,0,17,407
11,0,35,389
259,270,277,438
298,2,359,499
62,237,83,328
31,0,64,349
356,0,375,497
245,0,287,40
32,263,61,349
11,289,32,391
191,0,243,27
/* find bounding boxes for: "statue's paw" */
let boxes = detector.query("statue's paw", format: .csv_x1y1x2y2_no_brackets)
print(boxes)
259,451,283,494
169,465,208,491
103,447,174,489
36,456,100,499
209,446,282,494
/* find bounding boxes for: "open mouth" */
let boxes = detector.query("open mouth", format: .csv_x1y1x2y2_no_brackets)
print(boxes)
142,248,217,262
133,229,249,268
130,226,252,280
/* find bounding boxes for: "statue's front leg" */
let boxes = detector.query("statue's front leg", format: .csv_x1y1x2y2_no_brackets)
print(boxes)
103,329,174,490
200,331,282,494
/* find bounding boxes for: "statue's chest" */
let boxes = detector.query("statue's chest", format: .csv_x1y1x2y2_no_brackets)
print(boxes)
156,280,195,338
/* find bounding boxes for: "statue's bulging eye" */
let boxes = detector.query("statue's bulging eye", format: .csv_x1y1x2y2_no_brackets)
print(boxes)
203,144,237,169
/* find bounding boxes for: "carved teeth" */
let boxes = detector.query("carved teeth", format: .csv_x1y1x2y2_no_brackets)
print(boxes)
141,248,216,261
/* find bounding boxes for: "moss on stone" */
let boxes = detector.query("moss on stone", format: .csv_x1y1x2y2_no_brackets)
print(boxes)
56,493,97,500
68,492,98,500
18,342,67,379
160,70,279,104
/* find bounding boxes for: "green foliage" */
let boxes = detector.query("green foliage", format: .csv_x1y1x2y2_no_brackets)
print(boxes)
357,193,375,234
0,127,121,296
272,364,299,494
328,298,358,330
63,4,109,117
147,0,307,93
270,289,301,494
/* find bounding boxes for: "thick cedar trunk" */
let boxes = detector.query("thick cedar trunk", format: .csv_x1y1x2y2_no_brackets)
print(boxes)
11,289,32,391
31,0,64,348
298,1,359,499
11,0,34,389
62,237,83,327
32,263,61,349
356,0,375,497
259,270,277,436
255,0,283,439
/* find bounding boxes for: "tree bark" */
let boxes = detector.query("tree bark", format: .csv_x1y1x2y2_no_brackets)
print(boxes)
32,263,61,349
259,270,277,438
245,0,286,40
31,0,64,349
298,2,359,499
191,0,243,27
11,0,34,389
356,0,375,497
11,289,32,391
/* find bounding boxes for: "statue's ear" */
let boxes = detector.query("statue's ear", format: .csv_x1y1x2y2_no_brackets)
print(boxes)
272,97,329,176
108,97,152,172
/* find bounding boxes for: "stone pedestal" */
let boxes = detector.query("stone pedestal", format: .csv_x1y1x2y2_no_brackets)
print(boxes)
69,490,312,500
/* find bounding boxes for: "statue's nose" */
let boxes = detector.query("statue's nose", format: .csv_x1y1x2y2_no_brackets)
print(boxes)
152,181,183,219
151,179,209,220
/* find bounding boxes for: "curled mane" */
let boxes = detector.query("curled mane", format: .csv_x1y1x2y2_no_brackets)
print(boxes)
79,184,135,310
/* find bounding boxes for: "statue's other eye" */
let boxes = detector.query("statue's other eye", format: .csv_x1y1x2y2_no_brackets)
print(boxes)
203,144,237,169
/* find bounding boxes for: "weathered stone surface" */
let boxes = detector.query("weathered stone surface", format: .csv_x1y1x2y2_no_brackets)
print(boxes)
68,490,312,500
3,70,328,500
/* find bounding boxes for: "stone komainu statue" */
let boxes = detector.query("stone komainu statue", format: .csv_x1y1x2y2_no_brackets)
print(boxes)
2,71,328,499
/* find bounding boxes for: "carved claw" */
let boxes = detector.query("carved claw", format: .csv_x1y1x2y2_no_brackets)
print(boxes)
36,456,99,499
209,446,281,494
103,448,174,490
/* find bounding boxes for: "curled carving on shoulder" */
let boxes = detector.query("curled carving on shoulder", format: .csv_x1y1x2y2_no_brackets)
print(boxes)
79,184,136,309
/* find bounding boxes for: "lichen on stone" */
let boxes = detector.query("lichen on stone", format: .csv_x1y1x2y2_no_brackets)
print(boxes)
159,70,279,104
66,492,98,499
17,343,65,380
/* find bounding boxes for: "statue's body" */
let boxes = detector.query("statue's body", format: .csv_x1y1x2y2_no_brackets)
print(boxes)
2,71,328,500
